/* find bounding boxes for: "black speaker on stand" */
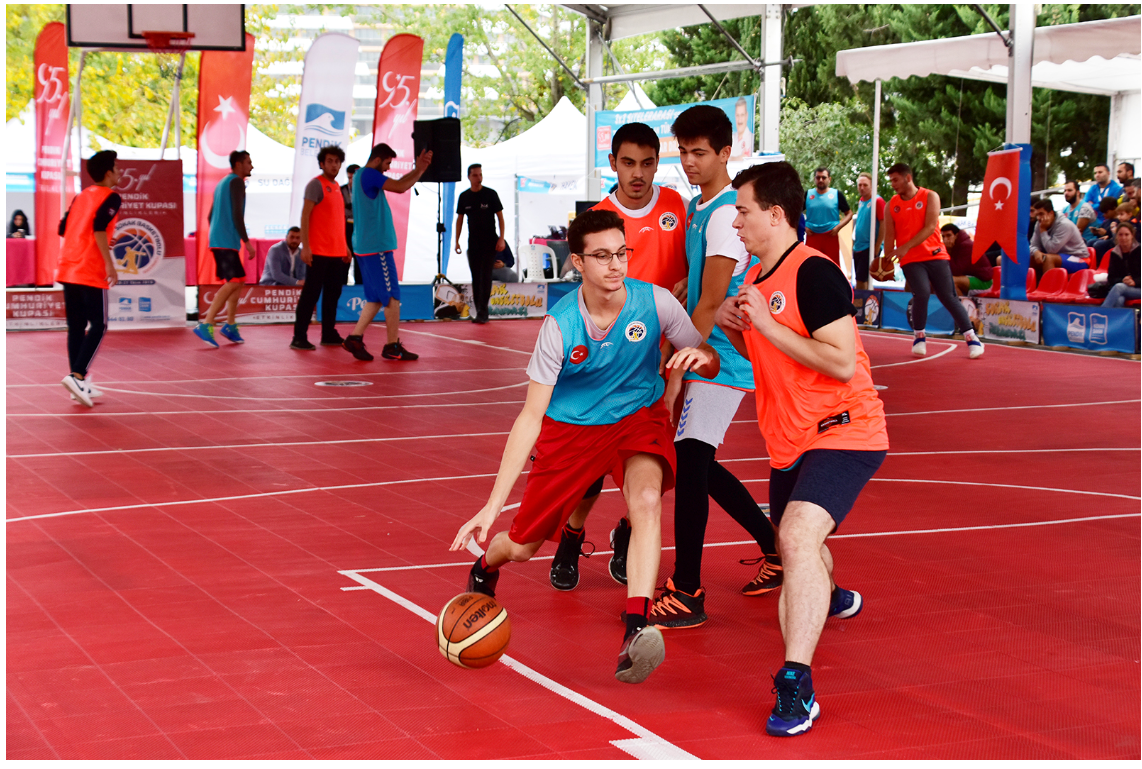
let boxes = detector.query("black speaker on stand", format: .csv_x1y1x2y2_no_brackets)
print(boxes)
413,118,464,310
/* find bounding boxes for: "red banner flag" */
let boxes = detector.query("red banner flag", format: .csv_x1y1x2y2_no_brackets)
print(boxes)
195,34,255,285
972,148,1021,264
33,21,71,286
372,34,424,278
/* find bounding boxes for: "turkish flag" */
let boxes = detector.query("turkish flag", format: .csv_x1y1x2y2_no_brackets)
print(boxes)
373,34,424,279
971,148,1021,265
195,34,255,285
34,22,71,286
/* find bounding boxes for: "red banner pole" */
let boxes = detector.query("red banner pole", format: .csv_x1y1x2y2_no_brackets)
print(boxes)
33,22,70,286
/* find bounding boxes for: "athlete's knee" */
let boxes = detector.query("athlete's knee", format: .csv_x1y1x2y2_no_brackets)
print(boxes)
776,502,831,558
505,537,544,562
625,486,662,525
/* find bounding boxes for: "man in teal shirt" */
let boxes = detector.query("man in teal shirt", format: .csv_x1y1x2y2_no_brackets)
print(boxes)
195,151,255,347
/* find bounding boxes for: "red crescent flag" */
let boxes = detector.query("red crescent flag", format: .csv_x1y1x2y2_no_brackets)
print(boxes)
373,34,424,278
195,34,255,285
972,148,1021,264
34,22,71,286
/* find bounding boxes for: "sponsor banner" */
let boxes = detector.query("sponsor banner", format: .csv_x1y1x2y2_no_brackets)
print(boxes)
34,21,71,286
976,297,1040,344
197,285,309,325
853,289,882,328
431,281,547,321
594,95,754,167
440,32,464,275
108,257,185,328
1041,303,1138,354
516,175,584,194
880,290,955,334
288,33,360,227
195,34,256,285
6,289,67,330
373,34,424,279
331,284,434,323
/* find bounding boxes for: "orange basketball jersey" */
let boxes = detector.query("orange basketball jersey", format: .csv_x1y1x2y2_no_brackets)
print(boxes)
741,243,888,468
308,175,348,257
56,185,119,289
888,187,947,265
592,186,687,290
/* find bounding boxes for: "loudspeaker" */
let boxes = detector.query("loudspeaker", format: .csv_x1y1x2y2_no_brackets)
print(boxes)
413,118,462,183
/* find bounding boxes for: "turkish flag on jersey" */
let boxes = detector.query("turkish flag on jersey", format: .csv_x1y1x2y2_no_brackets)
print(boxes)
195,34,255,285
373,34,424,278
971,148,1021,265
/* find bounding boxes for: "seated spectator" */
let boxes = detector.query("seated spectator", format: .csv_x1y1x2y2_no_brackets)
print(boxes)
1029,198,1088,277
258,227,306,286
1087,196,1122,257
1116,161,1134,187
1101,225,1140,309
1111,203,1139,237
8,209,30,238
1120,178,1140,217
1084,164,1123,223
941,223,992,295
491,245,518,283
1061,180,1096,240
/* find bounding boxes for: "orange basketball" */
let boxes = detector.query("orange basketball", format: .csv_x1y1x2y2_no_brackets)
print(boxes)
436,592,511,669
870,254,896,282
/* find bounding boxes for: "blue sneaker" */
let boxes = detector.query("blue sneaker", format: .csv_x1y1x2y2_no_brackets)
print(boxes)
193,323,219,348
766,667,820,737
219,323,245,344
828,586,862,619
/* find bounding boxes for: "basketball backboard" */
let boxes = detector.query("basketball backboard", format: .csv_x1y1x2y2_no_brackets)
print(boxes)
66,4,246,51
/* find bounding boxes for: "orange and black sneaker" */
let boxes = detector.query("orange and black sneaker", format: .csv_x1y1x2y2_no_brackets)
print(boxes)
741,555,784,595
648,578,707,629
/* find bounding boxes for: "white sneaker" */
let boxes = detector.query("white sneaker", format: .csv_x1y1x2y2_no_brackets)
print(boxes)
70,378,103,400
967,337,985,359
62,375,94,408
912,338,927,357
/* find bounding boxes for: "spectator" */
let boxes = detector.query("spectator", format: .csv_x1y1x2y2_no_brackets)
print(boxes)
491,247,518,283
851,172,885,290
1029,198,1088,277
1084,164,1123,223
8,209,30,238
803,167,852,265
259,227,306,286
1061,180,1097,242
1121,178,1140,216
941,223,992,295
343,163,361,284
1116,161,1134,187
1101,224,1140,308
1087,196,1122,261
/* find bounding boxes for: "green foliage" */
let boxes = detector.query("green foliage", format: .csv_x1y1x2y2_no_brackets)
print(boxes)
6,4,66,123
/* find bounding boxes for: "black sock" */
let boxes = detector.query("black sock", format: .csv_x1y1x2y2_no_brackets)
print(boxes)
563,523,583,537
707,459,778,555
783,661,811,675
624,597,649,636
478,554,499,573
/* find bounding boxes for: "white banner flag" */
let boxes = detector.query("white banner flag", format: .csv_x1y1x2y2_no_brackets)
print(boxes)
288,33,360,226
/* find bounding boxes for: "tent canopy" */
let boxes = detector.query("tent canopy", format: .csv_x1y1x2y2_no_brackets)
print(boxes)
560,4,767,40
835,15,1141,96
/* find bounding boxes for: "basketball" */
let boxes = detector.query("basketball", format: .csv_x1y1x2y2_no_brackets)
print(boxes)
870,254,896,282
437,592,511,669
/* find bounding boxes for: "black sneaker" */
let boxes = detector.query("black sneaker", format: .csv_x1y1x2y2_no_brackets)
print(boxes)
290,339,316,351
741,555,784,595
608,517,632,585
467,557,499,598
321,332,345,346
648,578,708,629
615,624,665,684
766,667,820,737
343,334,374,361
828,586,862,619
382,339,418,361
549,528,594,591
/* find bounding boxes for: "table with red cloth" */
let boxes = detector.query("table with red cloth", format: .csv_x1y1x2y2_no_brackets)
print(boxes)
5,238,36,286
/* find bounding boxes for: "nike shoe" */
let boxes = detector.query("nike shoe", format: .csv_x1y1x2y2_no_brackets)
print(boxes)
967,337,985,359
741,555,784,595
320,332,345,346
61,375,94,408
766,667,820,737
614,624,665,684
467,557,499,598
290,339,316,351
193,322,219,348
343,335,374,361
608,517,632,585
382,340,419,361
549,527,593,591
70,377,103,401
648,578,707,629
828,586,863,619
911,338,927,357
219,323,245,344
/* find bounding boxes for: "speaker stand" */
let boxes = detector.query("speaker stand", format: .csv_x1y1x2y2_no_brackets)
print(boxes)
432,182,458,294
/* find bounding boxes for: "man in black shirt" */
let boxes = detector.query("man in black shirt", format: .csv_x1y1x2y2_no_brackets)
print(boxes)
455,164,506,323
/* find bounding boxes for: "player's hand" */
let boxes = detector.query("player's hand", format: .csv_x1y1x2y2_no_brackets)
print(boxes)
667,346,715,375
416,149,433,170
737,283,775,333
450,504,499,551
671,276,688,304
1125,276,1136,287
244,241,256,261
495,237,506,252
493,260,505,269
715,296,750,332
105,269,119,289
300,245,313,267
455,243,462,254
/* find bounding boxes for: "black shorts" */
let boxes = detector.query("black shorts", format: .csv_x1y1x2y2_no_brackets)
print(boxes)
853,249,870,283
212,248,246,282
769,448,886,530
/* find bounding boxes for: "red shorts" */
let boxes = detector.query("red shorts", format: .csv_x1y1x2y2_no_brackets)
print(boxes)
508,401,677,545
805,231,840,264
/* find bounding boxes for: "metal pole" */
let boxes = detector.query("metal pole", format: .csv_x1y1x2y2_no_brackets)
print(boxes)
870,78,881,259
159,53,187,157
60,51,87,217
697,4,760,69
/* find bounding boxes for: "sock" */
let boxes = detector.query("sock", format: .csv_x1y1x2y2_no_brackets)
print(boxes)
563,523,584,537
914,330,925,339
783,661,811,675
766,553,782,565
478,554,500,573
625,597,650,636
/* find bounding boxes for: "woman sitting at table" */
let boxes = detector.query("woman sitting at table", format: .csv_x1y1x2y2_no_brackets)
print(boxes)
8,210,31,238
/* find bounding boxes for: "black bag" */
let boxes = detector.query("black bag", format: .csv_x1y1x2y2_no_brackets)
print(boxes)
1086,281,1110,300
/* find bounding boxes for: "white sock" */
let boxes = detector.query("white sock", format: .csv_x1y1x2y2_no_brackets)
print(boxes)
964,329,979,342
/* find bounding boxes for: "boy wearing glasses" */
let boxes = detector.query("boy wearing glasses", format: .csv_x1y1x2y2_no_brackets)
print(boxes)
450,209,719,684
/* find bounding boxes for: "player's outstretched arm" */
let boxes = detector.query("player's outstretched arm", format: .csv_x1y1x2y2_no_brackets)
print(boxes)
449,380,554,551
738,284,856,382
666,342,719,380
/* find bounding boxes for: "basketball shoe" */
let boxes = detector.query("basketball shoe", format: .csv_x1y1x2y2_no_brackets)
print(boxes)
193,322,219,348
467,557,499,598
219,323,245,344
69,377,102,402
382,340,418,361
615,624,665,684
828,586,862,618
741,555,784,595
766,667,820,737
966,333,985,359
648,578,707,629
911,336,927,357
61,375,94,408
549,526,593,591
343,335,374,361
608,517,632,585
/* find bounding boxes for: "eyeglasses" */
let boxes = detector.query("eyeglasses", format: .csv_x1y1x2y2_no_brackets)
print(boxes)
576,248,633,265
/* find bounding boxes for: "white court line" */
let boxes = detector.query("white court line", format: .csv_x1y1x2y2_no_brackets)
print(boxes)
3,367,525,388
725,398,1142,426
870,341,956,368
860,328,1142,361
93,381,528,401
338,569,696,761
5,400,529,418
400,328,534,356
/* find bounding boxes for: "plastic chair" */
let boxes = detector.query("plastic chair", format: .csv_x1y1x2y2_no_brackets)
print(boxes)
1027,267,1068,300
1026,268,1037,294
521,243,559,283
1087,246,1097,268
1052,269,1101,305
976,264,1001,298
1094,250,1112,274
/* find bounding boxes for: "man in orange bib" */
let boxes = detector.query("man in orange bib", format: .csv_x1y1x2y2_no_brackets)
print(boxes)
883,162,984,359
715,161,888,738
56,151,122,407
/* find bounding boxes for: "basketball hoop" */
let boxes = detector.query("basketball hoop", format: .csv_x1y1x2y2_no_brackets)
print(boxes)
141,30,196,54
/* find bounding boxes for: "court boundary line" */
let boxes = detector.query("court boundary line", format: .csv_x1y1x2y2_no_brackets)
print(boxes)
860,328,1142,361
338,569,697,761
92,381,528,401
870,341,956,368
3,367,526,388
399,328,534,356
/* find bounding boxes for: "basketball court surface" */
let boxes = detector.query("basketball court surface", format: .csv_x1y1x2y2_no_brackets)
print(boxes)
6,321,1140,760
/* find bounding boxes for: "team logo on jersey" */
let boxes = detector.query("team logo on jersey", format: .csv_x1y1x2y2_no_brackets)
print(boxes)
769,291,786,315
625,321,648,342
915,200,924,210
639,226,654,234
570,344,589,364
893,205,902,213
659,212,679,231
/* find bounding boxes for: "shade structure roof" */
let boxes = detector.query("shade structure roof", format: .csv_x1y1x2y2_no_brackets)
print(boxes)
835,15,1141,97
559,4,774,40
